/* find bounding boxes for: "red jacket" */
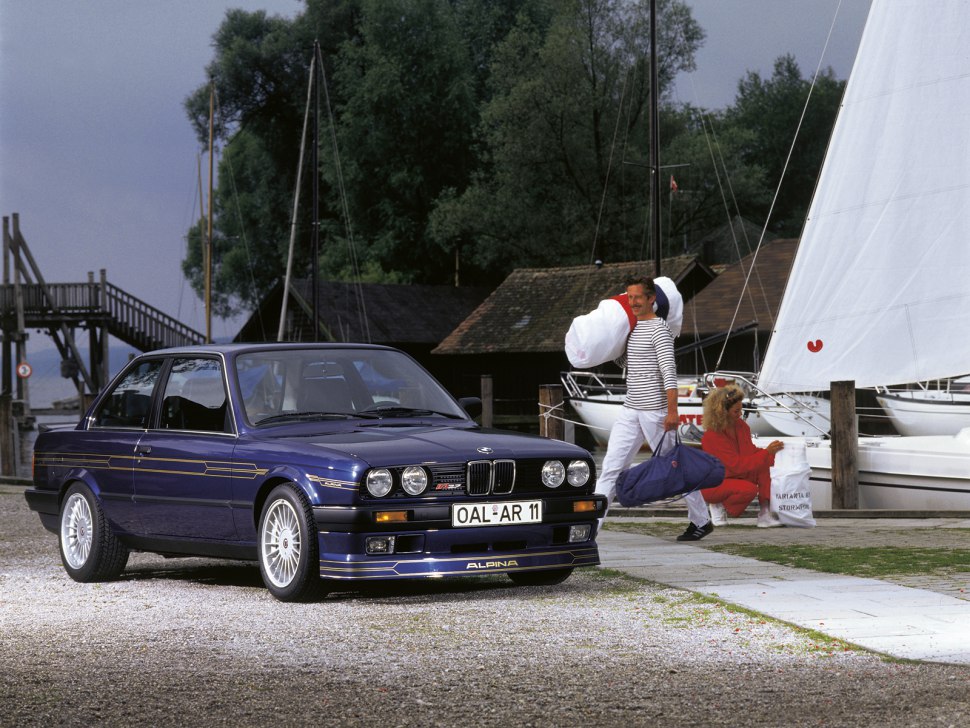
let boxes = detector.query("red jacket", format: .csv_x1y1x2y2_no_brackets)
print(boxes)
701,419,775,481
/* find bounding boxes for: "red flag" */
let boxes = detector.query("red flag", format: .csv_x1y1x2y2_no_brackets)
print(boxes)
669,175,678,193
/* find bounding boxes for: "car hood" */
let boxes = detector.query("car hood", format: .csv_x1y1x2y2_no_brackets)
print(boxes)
265,424,590,467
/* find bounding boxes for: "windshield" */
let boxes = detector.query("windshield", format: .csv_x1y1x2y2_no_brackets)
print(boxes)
235,347,468,426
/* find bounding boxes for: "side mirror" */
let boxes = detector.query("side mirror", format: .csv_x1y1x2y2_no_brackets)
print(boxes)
458,396,482,419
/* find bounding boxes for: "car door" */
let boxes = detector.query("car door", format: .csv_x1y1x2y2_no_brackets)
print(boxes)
81,358,165,534
131,356,238,540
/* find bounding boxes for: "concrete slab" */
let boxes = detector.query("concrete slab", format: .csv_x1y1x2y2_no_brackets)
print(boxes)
598,529,970,665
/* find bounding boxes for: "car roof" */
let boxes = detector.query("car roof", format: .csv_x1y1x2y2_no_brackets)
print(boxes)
144,342,397,357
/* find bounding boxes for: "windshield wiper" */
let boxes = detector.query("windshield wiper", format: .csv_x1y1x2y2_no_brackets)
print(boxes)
255,411,356,425
357,406,464,419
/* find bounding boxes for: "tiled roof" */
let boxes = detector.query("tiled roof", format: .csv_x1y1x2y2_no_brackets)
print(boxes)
681,238,798,337
236,280,489,345
433,257,702,355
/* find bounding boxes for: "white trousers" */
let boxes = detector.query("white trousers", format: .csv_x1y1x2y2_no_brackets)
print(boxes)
595,406,709,526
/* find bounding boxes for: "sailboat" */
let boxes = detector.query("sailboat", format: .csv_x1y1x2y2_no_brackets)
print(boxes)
755,0,970,510
874,378,970,436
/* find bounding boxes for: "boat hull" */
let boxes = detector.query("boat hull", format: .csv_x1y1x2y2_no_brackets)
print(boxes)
760,431,970,511
876,391,970,436
569,396,704,447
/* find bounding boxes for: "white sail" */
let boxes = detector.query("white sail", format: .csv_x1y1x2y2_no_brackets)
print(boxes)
758,0,970,394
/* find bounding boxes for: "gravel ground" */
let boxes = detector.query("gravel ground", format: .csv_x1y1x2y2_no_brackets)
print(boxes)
1,487,968,727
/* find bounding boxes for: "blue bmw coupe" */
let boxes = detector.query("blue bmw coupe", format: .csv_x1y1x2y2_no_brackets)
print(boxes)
25,344,605,601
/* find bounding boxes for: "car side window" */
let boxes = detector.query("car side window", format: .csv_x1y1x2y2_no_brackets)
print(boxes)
92,360,164,428
160,358,230,433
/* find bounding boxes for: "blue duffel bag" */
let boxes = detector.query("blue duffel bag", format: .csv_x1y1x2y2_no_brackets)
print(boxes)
616,430,725,507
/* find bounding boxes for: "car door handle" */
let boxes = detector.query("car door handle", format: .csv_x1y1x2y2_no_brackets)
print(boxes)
135,445,152,456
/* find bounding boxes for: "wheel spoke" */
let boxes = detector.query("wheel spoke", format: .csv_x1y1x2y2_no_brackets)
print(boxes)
61,493,94,570
261,498,303,588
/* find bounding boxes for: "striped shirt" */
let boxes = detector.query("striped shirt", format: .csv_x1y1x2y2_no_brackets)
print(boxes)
618,318,677,410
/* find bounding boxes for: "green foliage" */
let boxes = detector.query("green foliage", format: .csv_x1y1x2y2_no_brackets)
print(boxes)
182,0,844,316
723,54,844,236
432,0,705,273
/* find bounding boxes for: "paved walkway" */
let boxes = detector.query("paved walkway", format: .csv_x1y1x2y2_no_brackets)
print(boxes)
599,514,970,665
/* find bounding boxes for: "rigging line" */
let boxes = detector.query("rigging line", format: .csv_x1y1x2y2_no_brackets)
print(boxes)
698,110,770,345
581,65,631,311
279,51,316,342
315,43,370,343
715,0,845,371
213,87,264,339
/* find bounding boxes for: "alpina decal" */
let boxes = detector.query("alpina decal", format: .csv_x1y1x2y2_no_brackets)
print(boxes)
807,339,823,353
466,559,519,570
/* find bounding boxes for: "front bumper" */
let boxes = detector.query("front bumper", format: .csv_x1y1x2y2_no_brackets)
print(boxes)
312,494,606,581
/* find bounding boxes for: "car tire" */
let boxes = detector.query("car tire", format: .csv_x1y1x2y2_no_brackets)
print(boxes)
258,483,325,602
59,482,129,582
507,567,574,587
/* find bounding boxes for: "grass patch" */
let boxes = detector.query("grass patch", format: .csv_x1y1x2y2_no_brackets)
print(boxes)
605,521,970,579
709,544,970,578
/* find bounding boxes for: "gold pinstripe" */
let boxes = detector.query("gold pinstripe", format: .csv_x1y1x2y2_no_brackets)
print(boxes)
34,451,270,479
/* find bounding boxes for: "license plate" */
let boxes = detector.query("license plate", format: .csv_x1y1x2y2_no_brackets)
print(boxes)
452,500,542,528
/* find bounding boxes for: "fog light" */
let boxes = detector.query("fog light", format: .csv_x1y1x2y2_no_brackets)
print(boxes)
366,536,396,554
573,500,597,513
568,525,591,543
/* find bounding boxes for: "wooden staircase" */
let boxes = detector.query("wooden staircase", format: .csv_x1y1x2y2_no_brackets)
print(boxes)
2,214,205,396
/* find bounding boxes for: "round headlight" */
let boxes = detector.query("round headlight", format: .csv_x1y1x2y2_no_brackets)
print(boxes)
541,460,565,488
366,468,393,497
401,466,428,495
567,460,590,487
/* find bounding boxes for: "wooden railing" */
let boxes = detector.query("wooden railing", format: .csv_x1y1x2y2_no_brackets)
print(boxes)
102,282,205,350
0,281,205,351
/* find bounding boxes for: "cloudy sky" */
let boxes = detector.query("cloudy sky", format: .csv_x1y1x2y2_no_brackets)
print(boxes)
1,0,872,356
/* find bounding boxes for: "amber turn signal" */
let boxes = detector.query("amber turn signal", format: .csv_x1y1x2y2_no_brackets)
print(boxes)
572,500,598,513
375,510,408,523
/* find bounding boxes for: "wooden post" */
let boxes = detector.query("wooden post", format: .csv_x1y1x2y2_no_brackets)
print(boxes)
830,380,859,509
480,375,493,428
539,384,564,441
0,394,13,476
100,269,110,392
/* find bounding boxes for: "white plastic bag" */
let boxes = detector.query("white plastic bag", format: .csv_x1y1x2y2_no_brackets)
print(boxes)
769,442,816,527
564,278,684,368
564,295,632,368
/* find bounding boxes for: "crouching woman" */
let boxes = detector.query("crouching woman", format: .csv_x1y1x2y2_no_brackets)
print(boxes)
700,385,784,528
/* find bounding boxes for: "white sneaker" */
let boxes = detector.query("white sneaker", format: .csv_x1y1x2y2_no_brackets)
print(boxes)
757,510,783,528
708,501,728,527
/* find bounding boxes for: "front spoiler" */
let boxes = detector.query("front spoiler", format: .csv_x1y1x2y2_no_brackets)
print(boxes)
317,542,600,580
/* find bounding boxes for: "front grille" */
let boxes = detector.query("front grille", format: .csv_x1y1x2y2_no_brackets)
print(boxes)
466,460,492,495
466,459,516,496
492,460,515,494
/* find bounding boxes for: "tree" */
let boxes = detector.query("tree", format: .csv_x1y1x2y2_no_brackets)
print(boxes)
183,3,360,316
660,105,770,260
327,0,478,284
429,0,704,277
722,54,844,236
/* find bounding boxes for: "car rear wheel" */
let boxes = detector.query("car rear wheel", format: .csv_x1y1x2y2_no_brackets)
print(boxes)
59,483,129,582
508,567,574,587
258,484,325,602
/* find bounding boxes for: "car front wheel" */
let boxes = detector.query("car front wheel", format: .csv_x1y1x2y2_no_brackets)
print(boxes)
59,483,129,582
258,484,324,602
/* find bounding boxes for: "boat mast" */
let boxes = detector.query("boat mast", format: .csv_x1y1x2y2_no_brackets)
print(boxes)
277,51,316,342
649,0,661,278
311,40,320,337
206,81,214,343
